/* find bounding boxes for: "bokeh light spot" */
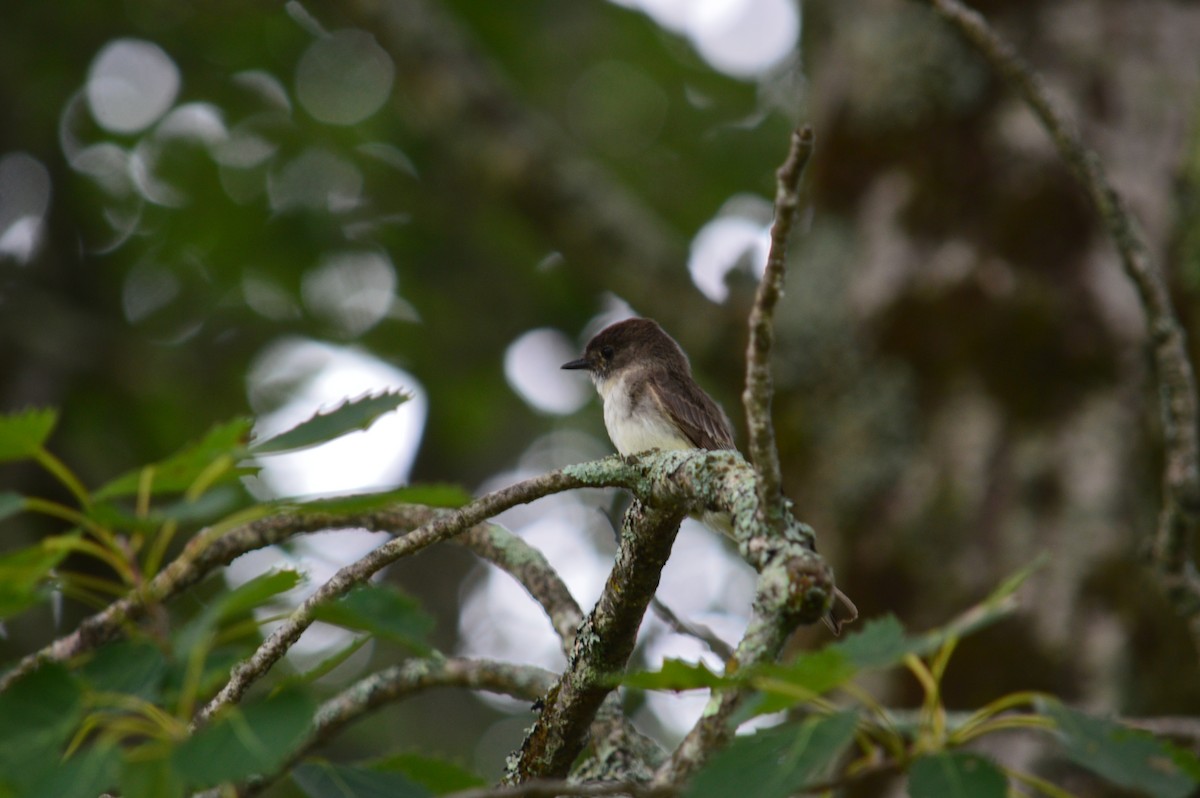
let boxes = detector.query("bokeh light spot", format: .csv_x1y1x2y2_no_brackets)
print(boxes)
302,250,398,337
268,147,363,212
687,0,799,78
611,0,800,79
245,338,427,498
687,194,773,303
296,29,394,126
86,38,180,134
0,152,52,265
504,328,592,416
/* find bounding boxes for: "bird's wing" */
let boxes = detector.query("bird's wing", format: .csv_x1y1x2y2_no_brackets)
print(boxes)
647,374,736,451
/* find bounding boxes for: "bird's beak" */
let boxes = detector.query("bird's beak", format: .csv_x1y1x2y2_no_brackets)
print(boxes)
561,357,590,371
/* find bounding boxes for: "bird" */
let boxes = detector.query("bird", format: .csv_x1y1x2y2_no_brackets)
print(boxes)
562,317,857,634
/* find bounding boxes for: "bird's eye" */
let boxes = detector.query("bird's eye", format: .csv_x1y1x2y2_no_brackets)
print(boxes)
600,346,615,360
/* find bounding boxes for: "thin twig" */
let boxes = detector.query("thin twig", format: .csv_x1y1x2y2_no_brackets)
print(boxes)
919,0,1200,624
742,126,815,528
459,524,584,653
239,658,556,797
191,468,592,728
649,597,734,662
0,507,434,692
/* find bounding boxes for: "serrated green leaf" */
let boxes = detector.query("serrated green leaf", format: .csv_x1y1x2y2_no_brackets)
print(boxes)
293,761,432,798
687,710,859,798
0,538,71,620
173,689,316,788
252,391,410,455
752,648,857,714
296,484,471,515
311,584,433,651
0,407,57,463
622,658,733,691
27,743,121,798
834,614,912,670
94,418,256,501
82,641,167,700
909,752,1007,798
0,492,24,523
375,753,486,794
1044,701,1197,798
176,569,304,653
0,665,84,791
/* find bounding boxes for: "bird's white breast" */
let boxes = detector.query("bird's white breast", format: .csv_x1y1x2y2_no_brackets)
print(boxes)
594,371,691,456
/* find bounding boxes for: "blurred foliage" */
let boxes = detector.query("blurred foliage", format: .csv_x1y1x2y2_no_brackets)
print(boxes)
4,0,1200,794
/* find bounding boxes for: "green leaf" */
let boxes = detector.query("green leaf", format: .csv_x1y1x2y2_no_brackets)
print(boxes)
176,569,303,653
0,665,84,791
0,539,71,620
686,711,859,798
81,641,167,701
311,584,434,651
295,484,471,514
752,648,857,714
119,752,185,798
173,689,316,788
293,761,432,798
375,753,486,794
909,752,1007,798
834,614,913,670
1044,701,1198,798
622,658,733,691
286,636,371,687
27,743,121,798
0,492,24,523
252,390,410,455
94,418,256,500
919,556,1046,653
0,407,57,463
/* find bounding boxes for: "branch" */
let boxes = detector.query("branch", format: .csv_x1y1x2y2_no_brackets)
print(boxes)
652,583,800,784
458,524,584,652
192,468,593,727
507,499,686,781
0,506,434,692
194,450,830,727
649,597,734,662
742,126,816,526
919,0,1200,621
237,657,556,798
445,780,676,798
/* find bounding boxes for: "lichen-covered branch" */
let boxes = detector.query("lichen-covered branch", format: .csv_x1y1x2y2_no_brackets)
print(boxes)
742,126,816,528
444,780,677,798
236,657,556,797
194,450,830,728
458,524,584,652
919,0,1200,624
507,499,686,781
0,506,434,692
0,507,582,696
653,556,824,784
192,468,594,727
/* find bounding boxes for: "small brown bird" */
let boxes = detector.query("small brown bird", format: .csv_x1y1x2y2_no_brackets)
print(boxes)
563,317,857,634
